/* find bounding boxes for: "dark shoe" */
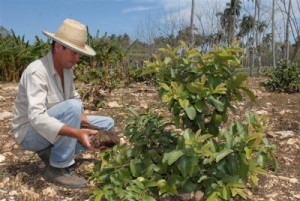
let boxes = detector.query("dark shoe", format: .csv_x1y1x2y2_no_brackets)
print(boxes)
37,147,51,167
44,165,87,188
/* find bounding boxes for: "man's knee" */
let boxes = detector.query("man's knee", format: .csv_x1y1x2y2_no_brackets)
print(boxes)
106,117,114,130
95,116,114,130
64,99,83,115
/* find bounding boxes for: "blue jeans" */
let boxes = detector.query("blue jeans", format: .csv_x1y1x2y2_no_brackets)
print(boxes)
20,99,114,168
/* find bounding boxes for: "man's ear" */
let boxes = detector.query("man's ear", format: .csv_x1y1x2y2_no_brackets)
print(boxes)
54,42,63,52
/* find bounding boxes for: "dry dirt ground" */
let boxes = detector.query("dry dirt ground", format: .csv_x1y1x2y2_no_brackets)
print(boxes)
0,77,299,201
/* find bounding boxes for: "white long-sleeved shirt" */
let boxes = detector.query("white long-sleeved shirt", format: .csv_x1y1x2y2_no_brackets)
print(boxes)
12,51,81,144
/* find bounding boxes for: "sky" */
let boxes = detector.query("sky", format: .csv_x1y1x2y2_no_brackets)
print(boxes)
0,0,195,43
2,0,293,44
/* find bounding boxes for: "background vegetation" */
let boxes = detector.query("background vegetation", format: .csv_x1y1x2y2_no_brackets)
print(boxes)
1,0,300,85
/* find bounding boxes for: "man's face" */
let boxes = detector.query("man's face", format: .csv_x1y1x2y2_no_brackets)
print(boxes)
56,43,81,69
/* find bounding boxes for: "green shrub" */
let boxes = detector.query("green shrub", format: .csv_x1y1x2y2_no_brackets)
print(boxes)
88,41,278,201
260,61,300,93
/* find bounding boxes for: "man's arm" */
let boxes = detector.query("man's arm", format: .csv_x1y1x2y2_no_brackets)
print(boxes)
81,112,90,124
58,124,99,151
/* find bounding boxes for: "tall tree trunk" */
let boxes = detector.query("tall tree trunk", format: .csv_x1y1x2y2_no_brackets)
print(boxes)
291,35,300,61
232,0,236,43
290,0,300,61
190,0,195,47
285,0,292,61
272,0,276,68
250,0,257,76
256,0,262,76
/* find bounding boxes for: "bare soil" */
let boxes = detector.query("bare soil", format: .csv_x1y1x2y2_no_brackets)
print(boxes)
0,77,299,201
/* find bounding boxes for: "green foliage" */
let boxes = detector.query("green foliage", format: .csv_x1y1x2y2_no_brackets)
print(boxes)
0,32,49,81
88,41,278,201
143,40,255,133
260,61,300,93
126,65,155,84
0,30,145,86
88,108,277,200
88,108,177,200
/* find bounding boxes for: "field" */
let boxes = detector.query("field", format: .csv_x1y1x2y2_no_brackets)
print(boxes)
0,77,299,201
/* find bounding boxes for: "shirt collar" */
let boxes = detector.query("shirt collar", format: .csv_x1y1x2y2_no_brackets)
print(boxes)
45,51,57,76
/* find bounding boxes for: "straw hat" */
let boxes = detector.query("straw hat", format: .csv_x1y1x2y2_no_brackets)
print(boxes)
43,19,96,56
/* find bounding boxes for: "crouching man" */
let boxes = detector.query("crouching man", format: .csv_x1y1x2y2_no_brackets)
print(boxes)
12,19,114,188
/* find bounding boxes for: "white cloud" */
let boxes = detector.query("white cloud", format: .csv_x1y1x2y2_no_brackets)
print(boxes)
123,6,156,13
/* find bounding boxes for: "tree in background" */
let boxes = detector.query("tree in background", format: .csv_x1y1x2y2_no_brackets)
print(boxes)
218,0,242,45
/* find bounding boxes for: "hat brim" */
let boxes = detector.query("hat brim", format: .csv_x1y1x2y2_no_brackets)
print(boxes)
43,30,96,57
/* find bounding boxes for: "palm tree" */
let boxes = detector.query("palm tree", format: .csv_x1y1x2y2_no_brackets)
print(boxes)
238,15,255,68
239,15,255,39
218,0,242,45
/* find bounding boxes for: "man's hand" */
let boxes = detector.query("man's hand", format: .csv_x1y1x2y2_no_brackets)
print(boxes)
76,128,99,151
80,122,120,150
58,125,99,151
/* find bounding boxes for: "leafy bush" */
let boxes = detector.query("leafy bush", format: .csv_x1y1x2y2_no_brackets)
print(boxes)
88,41,278,201
89,108,178,201
142,40,255,134
260,61,300,93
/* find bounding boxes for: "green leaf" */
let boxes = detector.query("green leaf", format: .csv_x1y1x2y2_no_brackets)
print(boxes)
250,174,258,185
183,128,194,141
226,155,238,175
182,180,198,192
129,160,143,177
244,147,252,160
144,163,155,177
163,150,184,165
210,139,219,153
179,98,189,108
178,155,198,178
228,181,245,188
254,166,267,175
127,108,140,117
177,155,190,178
94,190,104,201
227,73,247,89
144,195,156,201
231,188,247,199
207,192,221,201
196,133,213,143
164,57,172,65
187,49,200,58
208,96,225,112
195,101,209,113
270,153,280,173
180,40,189,53
184,105,196,120
130,131,143,142
145,180,158,188
220,186,230,200
200,143,214,158
223,131,232,149
213,83,227,94
162,93,173,103
245,111,256,124
159,82,172,91
241,87,256,101
216,148,233,162
198,175,209,183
